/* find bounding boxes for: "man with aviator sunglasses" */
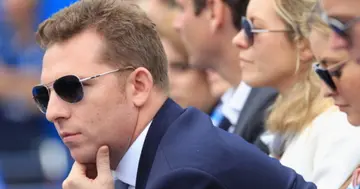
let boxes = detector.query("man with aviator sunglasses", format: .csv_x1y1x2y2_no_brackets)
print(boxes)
32,67,134,114
32,0,317,189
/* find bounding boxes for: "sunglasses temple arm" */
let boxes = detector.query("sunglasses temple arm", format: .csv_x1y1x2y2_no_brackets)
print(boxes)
346,17,360,28
252,29,269,33
79,66,134,82
79,69,122,82
252,29,290,33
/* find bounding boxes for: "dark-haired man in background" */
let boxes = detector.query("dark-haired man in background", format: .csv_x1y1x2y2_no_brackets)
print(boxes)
173,0,278,153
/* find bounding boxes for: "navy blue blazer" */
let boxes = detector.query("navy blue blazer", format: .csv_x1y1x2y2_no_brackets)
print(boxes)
136,99,316,189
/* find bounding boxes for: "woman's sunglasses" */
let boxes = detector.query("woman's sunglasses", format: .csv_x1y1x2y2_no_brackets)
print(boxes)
241,16,291,46
312,60,347,91
32,67,134,114
323,13,360,45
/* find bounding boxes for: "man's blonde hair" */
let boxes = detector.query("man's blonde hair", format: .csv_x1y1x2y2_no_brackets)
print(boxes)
37,0,169,90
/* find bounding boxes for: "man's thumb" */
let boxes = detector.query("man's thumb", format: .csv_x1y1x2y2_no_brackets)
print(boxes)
96,145,111,177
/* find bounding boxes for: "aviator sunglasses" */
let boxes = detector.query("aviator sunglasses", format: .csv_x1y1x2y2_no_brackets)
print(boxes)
241,16,291,46
32,67,134,114
312,60,347,91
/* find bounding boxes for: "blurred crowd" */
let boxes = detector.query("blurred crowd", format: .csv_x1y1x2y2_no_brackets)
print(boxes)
1,0,360,188
0,0,77,188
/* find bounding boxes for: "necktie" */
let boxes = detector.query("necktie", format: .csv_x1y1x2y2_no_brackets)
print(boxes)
114,180,129,189
210,103,224,127
218,116,231,131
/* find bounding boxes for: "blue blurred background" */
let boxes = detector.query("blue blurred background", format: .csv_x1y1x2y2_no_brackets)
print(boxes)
0,0,77,188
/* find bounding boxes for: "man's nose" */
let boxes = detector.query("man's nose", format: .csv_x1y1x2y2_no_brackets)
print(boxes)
46,92,71,123
173,12,184,33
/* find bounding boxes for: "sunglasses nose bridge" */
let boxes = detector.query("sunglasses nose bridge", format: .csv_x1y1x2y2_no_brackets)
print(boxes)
233,29,250,49
47,83,54,91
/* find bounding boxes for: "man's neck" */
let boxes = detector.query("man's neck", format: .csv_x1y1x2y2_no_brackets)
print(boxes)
131,91,167,145
110,89,167,170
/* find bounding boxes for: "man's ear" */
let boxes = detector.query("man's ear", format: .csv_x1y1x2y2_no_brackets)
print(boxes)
126,67,154,107
207,0,226,33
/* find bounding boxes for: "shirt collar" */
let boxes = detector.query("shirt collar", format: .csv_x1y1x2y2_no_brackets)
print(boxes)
113,121,152,186
221,87,235,104
221,82,252,125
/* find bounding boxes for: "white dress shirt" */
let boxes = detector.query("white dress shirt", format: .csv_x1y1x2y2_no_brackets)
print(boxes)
280,107,360,189
347,182,360,189
113,122,152,189
221,82,252,133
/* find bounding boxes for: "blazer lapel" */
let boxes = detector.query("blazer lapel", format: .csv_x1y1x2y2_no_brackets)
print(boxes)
234,88,258,134
136,98,184,189
234,87,277,136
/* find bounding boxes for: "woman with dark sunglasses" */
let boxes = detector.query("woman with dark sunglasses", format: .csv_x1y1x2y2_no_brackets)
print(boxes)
305,2,360,189
319,0,360,126
232,0,360,188
307,2,360,127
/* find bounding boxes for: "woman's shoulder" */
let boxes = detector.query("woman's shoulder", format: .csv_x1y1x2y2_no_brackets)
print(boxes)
309,106,360,140
312,106,356,129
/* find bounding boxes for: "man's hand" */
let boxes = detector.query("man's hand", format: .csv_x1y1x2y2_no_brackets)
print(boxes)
62,146,114,189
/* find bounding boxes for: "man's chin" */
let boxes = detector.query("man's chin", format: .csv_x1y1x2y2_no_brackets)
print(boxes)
69,147,97,164
188,58,211,70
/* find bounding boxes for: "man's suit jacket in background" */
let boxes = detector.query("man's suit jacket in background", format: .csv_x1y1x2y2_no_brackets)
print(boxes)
135,98,315,189
234,87,278,154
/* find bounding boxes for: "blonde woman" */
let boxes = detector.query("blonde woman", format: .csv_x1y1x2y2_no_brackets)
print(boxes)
305,2,360,189
232,0,360,188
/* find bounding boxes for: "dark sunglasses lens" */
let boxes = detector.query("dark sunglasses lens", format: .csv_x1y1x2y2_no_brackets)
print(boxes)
329,24,347,38
242,18,253,45
54,75,84,103
314,67,337,91
327,18,350,40
32,85,49,113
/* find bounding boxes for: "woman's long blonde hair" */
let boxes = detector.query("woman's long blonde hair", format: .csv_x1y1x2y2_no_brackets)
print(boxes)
304,0,332,37
266,0,333,134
